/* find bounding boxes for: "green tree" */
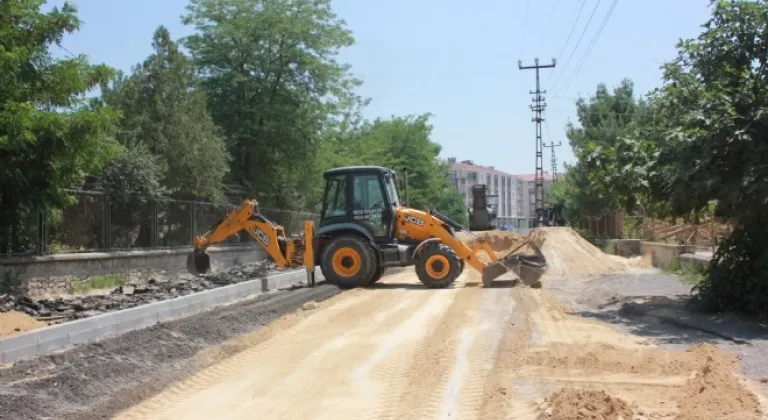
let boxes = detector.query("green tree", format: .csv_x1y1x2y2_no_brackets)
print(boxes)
546,164,610,225
638,0,768,315
100,26,229,200
182,0,361,209
0,0,119,253
551,79,650,228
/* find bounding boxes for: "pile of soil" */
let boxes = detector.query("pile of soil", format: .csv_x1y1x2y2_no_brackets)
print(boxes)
457,230,527,253
0,261,277,329
0,310,45,338
523,331,764,419
528,227,627,275
537,388,634,419
676,345,763,420
524,341,699,376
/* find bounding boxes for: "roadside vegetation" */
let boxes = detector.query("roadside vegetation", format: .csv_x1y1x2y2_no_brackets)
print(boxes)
549,0,768,317
70,274,128,294
0,0,468,260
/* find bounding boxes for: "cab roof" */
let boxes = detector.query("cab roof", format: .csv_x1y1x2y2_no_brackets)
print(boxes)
323,166,396,178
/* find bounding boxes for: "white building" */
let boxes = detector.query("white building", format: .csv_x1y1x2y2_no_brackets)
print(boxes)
448,158,521,227
514,172,556,226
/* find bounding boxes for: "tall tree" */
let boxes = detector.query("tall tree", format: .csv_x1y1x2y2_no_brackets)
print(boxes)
100,26,229,200
552,79,650,227
0,0,119,253
638,0,768,315
182,0,362,209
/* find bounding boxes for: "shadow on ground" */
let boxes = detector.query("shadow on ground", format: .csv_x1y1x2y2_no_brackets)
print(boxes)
543,271,768,379
579,294,767,346
367,279,525,290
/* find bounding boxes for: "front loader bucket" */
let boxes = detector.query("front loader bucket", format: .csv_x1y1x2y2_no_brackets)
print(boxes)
481,243,548,288
187,251,211,275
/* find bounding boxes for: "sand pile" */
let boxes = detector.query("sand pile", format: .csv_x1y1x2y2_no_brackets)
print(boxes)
456,230,527,253
528,227,627,275
524,341,700,376
523,334,764,419
0,310,45,338
676,345,763,420
537,388,634,419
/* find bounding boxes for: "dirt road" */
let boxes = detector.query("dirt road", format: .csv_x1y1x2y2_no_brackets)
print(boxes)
113,258,765,419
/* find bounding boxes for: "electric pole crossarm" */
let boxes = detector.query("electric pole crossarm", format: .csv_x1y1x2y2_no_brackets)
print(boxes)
544,141,563,183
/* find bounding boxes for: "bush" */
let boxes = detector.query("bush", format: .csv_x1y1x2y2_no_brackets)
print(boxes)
690,215,768,317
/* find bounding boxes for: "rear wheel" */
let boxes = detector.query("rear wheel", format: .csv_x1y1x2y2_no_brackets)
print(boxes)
320,235,377,288
415,244,461,288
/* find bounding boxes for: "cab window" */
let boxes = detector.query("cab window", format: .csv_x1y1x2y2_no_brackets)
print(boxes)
352,174,385,235
322,175,347,218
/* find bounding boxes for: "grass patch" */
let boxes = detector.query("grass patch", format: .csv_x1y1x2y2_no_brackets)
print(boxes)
71,274,127,294
602,240,617,255
663,257,706,285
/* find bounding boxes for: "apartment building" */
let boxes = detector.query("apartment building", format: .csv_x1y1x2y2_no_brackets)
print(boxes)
515,172,556,226
448,158,521,227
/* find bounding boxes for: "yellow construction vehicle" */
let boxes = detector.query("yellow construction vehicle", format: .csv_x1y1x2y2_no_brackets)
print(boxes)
187,166,547,288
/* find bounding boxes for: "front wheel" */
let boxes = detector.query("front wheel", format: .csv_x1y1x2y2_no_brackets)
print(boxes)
370,264,386,284
414,244,461,288
320,235,377,288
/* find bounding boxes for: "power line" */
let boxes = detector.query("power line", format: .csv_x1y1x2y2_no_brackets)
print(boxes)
548,0,603,92
545,0,588,85
557,0,620,95
519,0,531,58
537,0,560,56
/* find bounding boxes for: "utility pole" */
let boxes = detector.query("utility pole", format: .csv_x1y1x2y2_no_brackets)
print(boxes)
544,141,562,183
519,58,556,226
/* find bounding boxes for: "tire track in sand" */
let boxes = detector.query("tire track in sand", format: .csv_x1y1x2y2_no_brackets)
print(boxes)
362,277,533,420
437,283,520,420
114,270,459,420
475,287,541,420
113,287,385,419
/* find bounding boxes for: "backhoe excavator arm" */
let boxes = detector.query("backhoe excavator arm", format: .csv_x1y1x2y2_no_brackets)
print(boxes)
187,200,314,278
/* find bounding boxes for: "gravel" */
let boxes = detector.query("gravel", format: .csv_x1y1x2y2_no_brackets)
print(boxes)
0,282,341,420
0,261,278,323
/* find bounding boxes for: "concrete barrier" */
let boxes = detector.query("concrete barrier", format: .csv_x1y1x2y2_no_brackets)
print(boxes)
639,242,695,269
609,239,642,257
0,267,321,364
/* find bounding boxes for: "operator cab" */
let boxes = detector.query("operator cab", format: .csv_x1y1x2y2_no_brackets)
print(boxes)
320,166,401,242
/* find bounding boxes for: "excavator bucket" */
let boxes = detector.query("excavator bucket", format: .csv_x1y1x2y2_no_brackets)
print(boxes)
187,251,211,275
481,241,548,287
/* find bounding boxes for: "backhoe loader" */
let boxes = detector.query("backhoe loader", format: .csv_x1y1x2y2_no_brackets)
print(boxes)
187,166,547,289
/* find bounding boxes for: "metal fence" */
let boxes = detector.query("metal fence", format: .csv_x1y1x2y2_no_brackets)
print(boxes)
0,190,320,257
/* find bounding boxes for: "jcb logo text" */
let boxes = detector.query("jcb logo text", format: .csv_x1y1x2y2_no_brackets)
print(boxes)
254,228,270,246
404,215,425,226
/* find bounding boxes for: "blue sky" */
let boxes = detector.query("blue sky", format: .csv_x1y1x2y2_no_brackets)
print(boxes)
47,0,712,175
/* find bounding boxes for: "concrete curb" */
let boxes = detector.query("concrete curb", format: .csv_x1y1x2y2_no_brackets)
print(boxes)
0,268,323,364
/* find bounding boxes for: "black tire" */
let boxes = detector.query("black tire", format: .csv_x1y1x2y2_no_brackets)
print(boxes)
320,235,377,288
370,264,386,284
414,244,461,288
